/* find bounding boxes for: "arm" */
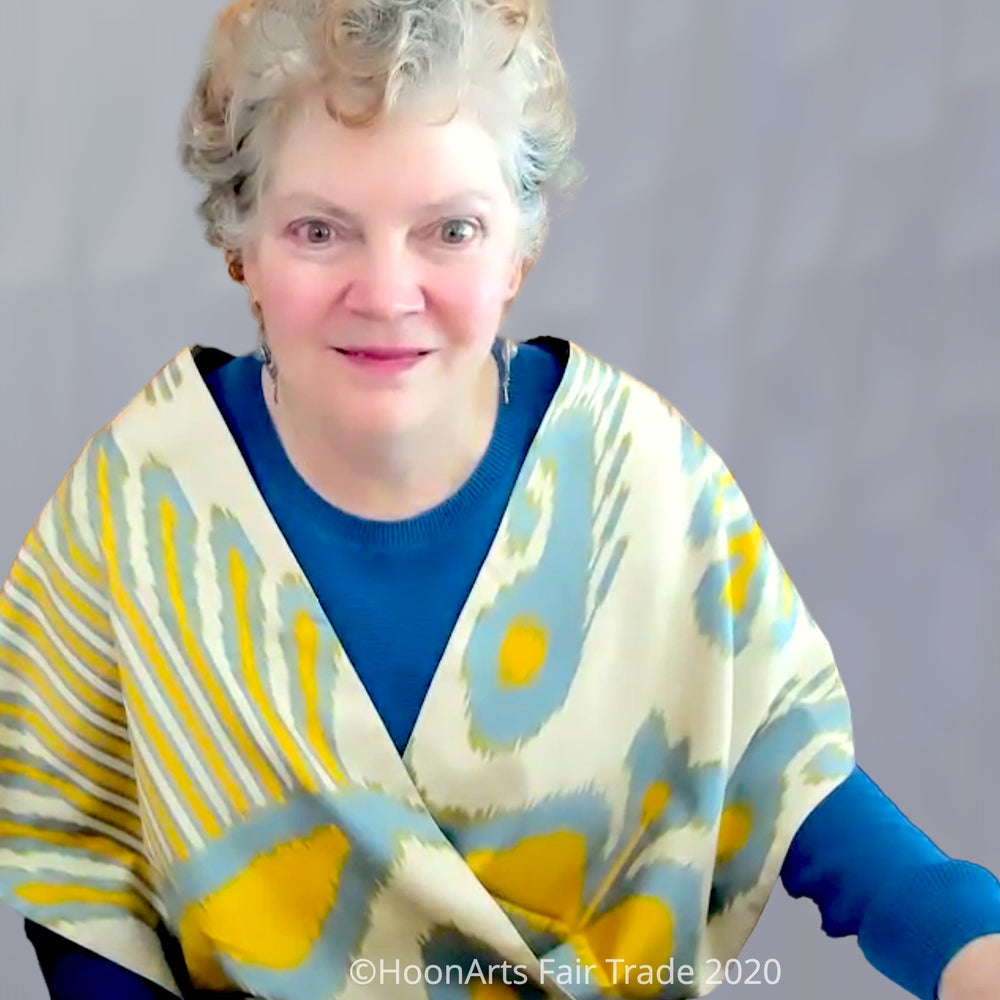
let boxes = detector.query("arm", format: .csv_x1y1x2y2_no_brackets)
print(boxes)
781,763,1000,999
25,920,180,1000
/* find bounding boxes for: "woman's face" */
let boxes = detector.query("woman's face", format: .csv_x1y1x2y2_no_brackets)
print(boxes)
242,90,524,439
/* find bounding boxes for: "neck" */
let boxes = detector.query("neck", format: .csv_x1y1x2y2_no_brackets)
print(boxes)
261,359,499,521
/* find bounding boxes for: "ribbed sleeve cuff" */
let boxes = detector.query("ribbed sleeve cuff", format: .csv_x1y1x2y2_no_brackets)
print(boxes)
858,860,1000,1000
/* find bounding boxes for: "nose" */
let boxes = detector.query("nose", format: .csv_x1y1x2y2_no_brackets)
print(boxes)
343,241,425,321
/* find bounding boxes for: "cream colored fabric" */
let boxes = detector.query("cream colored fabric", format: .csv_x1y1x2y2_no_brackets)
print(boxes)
0,341,854,998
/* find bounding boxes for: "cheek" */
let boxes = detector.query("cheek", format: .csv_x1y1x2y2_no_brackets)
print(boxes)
258,259,339,337
431,264,513,341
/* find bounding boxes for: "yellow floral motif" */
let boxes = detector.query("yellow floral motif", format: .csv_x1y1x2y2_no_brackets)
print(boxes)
580,896,675,997
720,521,764,614
498,617,549,687
464,779,677,997
179,825,351,984
716,803,753,864
641,782,670,824
468,831,588,930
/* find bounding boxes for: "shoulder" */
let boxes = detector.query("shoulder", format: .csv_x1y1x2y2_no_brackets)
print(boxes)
555,337,725,483
32,344,232,523
97,343,231,444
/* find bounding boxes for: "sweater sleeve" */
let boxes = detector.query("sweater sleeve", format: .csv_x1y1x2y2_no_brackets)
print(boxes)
781,763,1000,999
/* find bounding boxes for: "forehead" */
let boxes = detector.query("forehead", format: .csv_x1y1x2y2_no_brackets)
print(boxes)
263,90,511,211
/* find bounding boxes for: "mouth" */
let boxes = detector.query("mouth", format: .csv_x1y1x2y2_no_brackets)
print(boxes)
330,346,434,375
332,347,433,360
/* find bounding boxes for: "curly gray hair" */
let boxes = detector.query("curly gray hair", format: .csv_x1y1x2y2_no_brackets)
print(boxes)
178,0,581,283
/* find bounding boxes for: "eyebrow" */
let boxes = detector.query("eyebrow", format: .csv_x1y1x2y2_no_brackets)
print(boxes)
278,189,497,221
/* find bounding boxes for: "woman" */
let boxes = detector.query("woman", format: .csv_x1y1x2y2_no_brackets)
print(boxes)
2,1,999,998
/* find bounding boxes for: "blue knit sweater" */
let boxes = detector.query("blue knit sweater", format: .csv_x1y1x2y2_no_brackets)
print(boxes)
25,340,1000,1000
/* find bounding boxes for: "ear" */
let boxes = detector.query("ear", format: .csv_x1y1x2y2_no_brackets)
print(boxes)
243,268,258,305
236,223,263,298
506,256,532,300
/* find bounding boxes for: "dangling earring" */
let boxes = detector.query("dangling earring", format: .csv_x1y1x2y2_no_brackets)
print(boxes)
250,296,279,405
500,338,518,404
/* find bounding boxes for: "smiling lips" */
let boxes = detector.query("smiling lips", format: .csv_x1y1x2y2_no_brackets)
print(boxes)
334,347,431,359
332,346,432,373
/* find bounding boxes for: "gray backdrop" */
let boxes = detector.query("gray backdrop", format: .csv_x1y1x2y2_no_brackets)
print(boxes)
1,1,998,997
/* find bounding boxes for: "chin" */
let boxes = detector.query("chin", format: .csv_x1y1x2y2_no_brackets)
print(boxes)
327,392,434,437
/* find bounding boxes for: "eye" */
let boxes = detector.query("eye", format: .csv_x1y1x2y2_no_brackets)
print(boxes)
290,219,336,244
438,218,481,245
